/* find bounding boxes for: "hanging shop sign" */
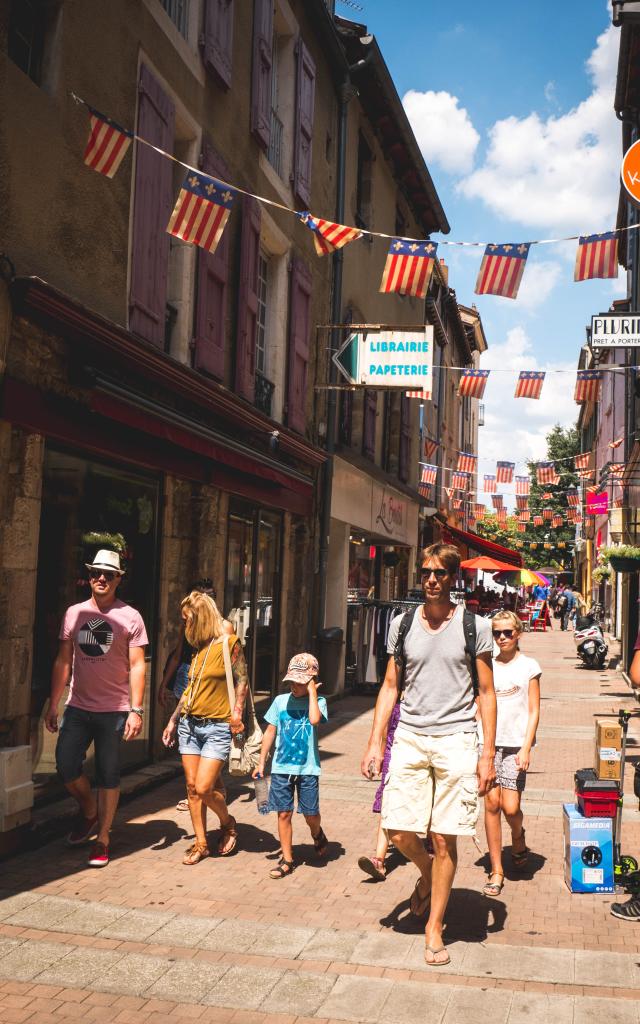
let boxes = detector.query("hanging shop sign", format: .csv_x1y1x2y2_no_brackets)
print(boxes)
591,313,640,348
622,139,640,208
586,491,609,516
333,327,434,391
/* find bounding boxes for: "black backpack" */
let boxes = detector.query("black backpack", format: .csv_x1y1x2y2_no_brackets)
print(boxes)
393,605,480,697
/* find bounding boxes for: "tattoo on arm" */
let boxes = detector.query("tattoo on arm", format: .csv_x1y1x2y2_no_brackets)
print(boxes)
231,641,249,715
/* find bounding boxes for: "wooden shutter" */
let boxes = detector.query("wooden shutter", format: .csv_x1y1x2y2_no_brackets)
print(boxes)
399,394,411,483
129,65,175,347
292,38,315,206
363,391,377,460
235,194,261,401
192,141,229,379
287,257,312,434
201,0,234,89
250,0,273,150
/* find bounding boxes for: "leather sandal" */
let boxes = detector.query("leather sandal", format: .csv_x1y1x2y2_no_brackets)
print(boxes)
358,855,386,881
511,829,529,867
410,877,431,917
218,816,238,856
270,858,295,879
182,841,210,865
312,827,329,857
483,872,505,897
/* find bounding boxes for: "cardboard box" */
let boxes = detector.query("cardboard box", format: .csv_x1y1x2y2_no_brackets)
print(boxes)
595,747,622,780
595,720,622,750
563,803,614,893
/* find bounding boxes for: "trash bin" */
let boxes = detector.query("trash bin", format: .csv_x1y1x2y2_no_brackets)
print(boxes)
317,627,344,695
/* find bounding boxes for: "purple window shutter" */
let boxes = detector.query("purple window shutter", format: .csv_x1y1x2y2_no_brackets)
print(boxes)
287,258,312,434
235,194,261,401
363,391,377,460
250,0,273,150
292,38,315,206
399,394,411,483
129,65,175,347
201,0,234,90
192,141,230,379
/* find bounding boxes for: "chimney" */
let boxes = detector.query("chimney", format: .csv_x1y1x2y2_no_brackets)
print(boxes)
438,258,448,286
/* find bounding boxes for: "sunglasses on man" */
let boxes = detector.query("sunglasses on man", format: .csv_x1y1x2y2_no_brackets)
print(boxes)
492,628,515,639
420,568,450,580
89,569,118,582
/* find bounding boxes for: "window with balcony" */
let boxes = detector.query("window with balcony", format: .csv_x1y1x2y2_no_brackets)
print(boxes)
159,0,190,38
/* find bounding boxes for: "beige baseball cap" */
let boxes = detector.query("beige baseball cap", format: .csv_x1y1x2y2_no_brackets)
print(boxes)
283,653,319,685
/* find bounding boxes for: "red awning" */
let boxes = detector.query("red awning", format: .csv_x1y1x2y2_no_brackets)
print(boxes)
439,520,523,567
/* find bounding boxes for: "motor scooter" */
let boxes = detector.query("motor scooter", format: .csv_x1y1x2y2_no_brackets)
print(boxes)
573,604,608,669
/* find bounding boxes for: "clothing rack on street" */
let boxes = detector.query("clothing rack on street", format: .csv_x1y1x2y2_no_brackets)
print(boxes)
347,598,422,692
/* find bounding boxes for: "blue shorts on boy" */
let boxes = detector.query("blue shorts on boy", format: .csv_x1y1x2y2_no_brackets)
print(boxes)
264,692,328,814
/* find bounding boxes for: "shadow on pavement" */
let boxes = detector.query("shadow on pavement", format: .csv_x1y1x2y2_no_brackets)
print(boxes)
378,885,508,942
474,849,547,883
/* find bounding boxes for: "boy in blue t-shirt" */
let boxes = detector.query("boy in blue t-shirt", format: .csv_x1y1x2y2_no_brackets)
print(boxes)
253,652,329,879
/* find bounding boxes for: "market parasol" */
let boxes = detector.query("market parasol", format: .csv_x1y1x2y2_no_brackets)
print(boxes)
493,568,550,586
460,556,521,572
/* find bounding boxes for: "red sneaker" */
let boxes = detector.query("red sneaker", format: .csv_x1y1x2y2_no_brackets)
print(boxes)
66,815,99,846
88,841,109,868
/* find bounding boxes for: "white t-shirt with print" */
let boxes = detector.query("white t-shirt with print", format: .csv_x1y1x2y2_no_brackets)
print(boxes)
478,653,541,748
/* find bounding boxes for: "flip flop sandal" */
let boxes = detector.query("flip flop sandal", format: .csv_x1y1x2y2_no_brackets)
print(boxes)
218,816,238,856
270,858,295,879
312,827,329,857
182,841,210,865
511,829,529,867
358,855,386,881
410,877,431,917
483,873,505,897
424,944,450,967
176,799,189,811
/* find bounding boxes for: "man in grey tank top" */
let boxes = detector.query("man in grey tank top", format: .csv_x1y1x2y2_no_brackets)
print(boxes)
361,543,497,967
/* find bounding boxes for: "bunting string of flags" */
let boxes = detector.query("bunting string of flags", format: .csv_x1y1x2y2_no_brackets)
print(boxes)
74,94,640,298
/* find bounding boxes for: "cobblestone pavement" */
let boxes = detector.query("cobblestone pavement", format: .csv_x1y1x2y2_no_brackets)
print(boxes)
1,627,640,1022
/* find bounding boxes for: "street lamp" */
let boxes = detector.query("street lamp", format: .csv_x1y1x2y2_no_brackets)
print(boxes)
613,1,640,25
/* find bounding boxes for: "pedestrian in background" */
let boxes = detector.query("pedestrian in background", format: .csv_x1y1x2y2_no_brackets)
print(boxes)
253,653,329,879
480,611,541,896
358,699,402,881
46,550,148,868
162,591,247,864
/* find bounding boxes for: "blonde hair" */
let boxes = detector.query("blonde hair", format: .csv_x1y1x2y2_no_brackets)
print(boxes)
181,591,226,648
492,610,523,635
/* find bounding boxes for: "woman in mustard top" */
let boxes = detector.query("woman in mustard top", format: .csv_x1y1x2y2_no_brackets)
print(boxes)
163,591,249,865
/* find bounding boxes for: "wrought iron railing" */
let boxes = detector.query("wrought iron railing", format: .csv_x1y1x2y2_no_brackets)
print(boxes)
255,371,275,418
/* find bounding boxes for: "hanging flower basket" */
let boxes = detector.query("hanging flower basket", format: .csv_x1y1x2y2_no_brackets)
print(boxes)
609,555,640,573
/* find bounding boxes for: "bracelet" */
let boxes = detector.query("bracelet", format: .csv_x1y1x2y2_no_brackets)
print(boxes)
130,707,144,717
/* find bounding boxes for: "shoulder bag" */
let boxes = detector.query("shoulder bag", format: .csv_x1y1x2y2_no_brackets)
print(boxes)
222,635,263,776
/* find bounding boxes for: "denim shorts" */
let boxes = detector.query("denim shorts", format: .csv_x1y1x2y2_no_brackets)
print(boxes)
56,705,127,789
268,773,320,816
178,716,232,760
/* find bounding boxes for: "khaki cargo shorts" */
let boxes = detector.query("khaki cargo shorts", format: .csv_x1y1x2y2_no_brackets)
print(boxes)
381,727,479,836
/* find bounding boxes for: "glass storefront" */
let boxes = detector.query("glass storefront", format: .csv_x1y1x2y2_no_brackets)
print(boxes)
31,448,160,785
224,499,282,696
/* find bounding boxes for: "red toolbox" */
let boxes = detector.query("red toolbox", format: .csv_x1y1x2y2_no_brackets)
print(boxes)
574,768,619,818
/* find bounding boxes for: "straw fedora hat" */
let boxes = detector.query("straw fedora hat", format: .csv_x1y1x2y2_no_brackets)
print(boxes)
85,549,125,575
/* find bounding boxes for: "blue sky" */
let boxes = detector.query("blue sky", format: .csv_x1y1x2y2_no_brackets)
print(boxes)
338,1,624,473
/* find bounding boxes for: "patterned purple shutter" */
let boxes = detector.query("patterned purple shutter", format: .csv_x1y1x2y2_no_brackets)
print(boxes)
235,194,261,401
129,65,175,347
292,38,315,206
287,258,312,434
250,0,273,150
363,391,377,460
201,0,234,89
399,394,411,483
192,142,229,379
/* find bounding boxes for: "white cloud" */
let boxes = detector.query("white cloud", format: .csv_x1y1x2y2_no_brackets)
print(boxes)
511,260,563,310
402,89,480,175
459,24,620,233
478,327,577,506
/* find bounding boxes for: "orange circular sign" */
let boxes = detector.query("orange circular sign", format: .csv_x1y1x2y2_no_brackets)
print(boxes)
621,139,640,207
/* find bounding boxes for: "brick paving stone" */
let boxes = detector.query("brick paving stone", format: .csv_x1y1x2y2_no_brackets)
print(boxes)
203,967,283,1010
146,961,228,1003
260,972,336,1017
317,975,393,1021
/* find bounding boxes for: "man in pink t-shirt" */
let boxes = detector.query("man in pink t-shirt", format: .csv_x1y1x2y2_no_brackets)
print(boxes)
45,550,148,868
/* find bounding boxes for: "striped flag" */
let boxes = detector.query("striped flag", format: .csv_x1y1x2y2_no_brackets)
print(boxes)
424,437,439,461
542,507,553,521
379,238,437,297
515,370,545,399
496,461,514,484
83,108,133,178
474,503,486,518
421,465,438,486
406,390,428,399
609,463,626,478
445,486,455,500
609,436,624,449
575,451,591,470
299,213,362,256
552,514,563,528
516,495,529,511
515,476,530,497
491,494,504,510
578,468,595,481
497,508,507,523
452,470,471,490
536,462,559,485
475,242,530,299
453,498,463,510
418,483,431,498
533,515,543,526
458,369,489,399
518,511,531,523
457,451,477,473
566,489,580,507
167,172,236,254
484,474,497,493
516,522,526,533
574,370,603,404
574,232,618,282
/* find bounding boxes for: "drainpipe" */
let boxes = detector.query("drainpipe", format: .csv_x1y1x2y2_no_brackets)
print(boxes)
316,48,374,636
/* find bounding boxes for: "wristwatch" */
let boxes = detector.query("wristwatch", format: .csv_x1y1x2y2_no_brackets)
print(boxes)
130,707,144,718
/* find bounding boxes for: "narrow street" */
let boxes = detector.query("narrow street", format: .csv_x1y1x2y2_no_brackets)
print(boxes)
0,628,639,1023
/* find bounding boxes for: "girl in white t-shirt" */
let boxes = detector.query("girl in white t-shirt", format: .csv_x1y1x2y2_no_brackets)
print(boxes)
480,611,541,897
